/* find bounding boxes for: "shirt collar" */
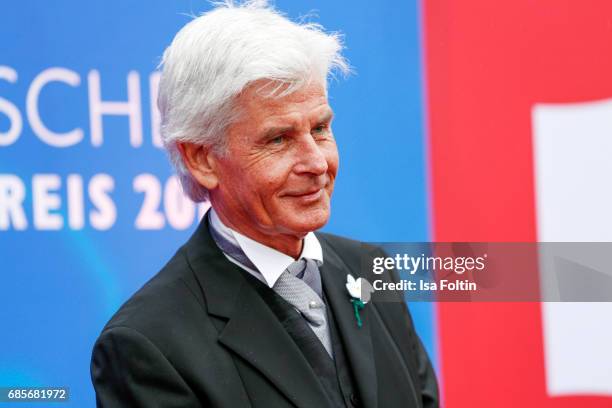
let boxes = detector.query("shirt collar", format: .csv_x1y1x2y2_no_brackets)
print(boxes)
209,208,323,288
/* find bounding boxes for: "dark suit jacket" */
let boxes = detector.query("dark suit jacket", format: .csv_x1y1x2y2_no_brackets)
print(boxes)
91,217,439,407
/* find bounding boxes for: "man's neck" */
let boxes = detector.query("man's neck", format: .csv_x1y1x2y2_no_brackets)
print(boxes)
212,208,304,259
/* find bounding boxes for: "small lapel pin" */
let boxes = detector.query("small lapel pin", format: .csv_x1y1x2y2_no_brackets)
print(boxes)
346,274,372,328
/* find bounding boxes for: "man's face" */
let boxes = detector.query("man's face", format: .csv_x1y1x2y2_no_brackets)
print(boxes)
209,81,339,247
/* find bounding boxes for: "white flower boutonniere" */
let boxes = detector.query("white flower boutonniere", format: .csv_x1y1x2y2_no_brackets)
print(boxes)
346,274,373,328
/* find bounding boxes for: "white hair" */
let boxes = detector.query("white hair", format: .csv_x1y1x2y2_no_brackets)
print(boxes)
158,0,350,202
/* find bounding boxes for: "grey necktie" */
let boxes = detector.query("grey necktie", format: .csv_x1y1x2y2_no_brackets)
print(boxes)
208,217,333,357
274,258,333,357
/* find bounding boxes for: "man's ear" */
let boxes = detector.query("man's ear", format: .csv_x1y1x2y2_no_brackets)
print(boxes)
177,142,220,190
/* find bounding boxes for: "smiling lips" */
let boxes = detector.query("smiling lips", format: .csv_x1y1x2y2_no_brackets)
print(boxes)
283,185,327,202
294,188,323,200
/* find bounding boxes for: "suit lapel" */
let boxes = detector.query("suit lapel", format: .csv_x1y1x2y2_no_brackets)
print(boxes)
185,217,333,408
319,238,378,408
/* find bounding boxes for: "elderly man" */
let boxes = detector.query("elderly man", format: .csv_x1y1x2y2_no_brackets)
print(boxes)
91,2,438,407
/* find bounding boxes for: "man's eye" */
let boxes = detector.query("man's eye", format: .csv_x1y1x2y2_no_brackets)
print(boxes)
270,135,285,144
312,124,328,135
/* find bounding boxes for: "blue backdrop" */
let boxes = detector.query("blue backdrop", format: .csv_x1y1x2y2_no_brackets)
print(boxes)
0,1,433,406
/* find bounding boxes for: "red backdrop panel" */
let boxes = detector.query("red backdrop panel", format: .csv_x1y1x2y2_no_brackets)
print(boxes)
423,0,612,406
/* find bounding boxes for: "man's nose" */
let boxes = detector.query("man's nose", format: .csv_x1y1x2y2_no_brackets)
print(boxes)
293,135,329,175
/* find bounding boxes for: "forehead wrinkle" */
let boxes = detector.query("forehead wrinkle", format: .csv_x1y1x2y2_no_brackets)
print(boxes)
259,104,332,137
261,112,302,131
235,82,330,139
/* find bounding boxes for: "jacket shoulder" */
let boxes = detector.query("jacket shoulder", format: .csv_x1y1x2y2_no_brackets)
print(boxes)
97,246,205,349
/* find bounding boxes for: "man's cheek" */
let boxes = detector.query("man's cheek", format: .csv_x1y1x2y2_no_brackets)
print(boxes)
325,154,339,175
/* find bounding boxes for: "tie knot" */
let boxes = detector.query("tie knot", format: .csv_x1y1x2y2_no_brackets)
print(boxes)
286,258,308,278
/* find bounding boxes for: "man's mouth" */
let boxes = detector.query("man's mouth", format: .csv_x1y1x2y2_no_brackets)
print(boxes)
283,187,325,201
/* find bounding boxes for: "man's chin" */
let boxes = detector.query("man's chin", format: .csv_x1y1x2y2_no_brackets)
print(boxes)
284,211,330,235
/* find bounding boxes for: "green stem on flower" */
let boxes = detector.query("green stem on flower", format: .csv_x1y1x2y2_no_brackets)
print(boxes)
350,298,365,328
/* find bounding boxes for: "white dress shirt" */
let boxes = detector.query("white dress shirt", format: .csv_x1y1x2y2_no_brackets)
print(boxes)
208,208,323,288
